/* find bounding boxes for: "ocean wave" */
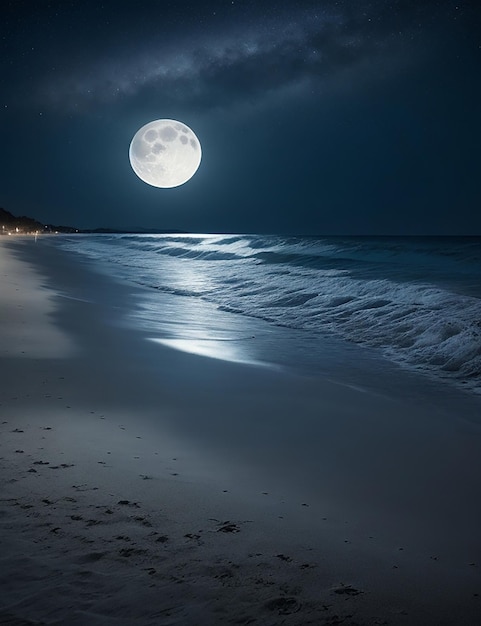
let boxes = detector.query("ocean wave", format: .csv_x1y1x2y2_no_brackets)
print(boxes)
51,233,481,393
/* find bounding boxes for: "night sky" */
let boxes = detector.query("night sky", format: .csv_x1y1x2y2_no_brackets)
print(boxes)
2,1,479,234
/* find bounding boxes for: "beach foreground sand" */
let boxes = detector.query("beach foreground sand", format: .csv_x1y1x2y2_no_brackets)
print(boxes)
1,238,481,625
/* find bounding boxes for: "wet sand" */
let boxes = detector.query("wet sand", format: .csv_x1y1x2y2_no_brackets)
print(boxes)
1,237,481,625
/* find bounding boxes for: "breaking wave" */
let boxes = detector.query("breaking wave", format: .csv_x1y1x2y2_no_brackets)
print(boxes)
53,233,481,393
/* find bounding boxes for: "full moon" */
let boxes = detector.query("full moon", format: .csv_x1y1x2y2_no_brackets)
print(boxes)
129,119,202,188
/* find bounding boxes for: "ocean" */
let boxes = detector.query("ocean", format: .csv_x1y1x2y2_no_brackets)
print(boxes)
49,233,481,395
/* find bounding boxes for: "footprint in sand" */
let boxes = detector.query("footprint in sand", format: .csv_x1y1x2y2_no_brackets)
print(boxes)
332,585,363,596
184,533,201,540
49,464,74,469
217,521,240,533
117,500,140,508
133,516,152,527
119,547,147,557
264,597,301,615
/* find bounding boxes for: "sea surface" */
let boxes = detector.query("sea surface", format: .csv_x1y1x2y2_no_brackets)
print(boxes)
49,234,481,395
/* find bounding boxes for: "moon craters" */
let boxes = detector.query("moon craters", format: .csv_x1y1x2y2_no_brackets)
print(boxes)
152,142,166,154
144,129,158,143
129,119,201,188
159,126,178,142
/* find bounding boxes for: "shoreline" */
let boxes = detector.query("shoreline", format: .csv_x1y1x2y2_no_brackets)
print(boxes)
1,238,481,625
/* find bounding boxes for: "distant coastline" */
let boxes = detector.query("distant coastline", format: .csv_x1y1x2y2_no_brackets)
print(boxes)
0,207,184,236
2,207,480,239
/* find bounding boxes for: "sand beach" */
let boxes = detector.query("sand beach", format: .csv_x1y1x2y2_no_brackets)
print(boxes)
1,237,481,625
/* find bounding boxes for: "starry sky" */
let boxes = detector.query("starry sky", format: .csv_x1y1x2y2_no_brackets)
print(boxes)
2,0,480,234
